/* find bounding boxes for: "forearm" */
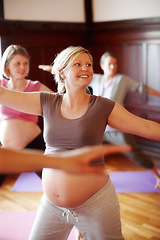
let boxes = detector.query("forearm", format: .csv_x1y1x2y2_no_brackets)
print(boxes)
148,87,160,97
0,86,41,115
0,86,25,110
0,144,131,175
0,148,62,173
109,103,160,141
145,120,160,141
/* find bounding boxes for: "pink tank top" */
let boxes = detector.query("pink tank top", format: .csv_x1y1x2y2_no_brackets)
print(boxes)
0,79,41,122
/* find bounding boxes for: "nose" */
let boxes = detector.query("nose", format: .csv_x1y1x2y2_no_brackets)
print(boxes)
110,64,114,70
19,64,24,69
82,65,87,71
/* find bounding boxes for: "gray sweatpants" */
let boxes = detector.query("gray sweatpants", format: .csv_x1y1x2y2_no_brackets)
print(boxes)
29,178,124,240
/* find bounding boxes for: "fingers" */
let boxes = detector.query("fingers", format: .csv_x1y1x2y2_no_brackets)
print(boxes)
38,65,52,72
78,144,131,175
101,144,131,155
38,65,46,70
65,164,107,175
84,144,131,164
81,166,108,175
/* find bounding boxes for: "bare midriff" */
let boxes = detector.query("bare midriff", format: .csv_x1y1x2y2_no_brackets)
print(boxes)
0,119,41,149
42,168,109,208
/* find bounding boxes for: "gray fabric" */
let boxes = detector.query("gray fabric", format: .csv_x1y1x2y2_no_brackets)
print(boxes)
40,92,115,166
89,73,148,106
29,178,124,240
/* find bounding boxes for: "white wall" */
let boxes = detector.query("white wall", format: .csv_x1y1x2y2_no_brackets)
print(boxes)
3,0,160,23
3,0,85,22
93,0,160,22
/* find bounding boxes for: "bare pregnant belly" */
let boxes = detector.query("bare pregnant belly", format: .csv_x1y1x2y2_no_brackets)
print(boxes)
42,168,109,208
0,119,41,149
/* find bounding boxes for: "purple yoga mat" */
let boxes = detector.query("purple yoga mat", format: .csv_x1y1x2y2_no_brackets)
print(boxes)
12,171,160,193
0,211,75,240
12,172,43,192
110,170,160,193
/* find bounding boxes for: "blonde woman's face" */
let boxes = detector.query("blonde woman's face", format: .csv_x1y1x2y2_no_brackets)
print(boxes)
62,52,94,89
6,54,29,80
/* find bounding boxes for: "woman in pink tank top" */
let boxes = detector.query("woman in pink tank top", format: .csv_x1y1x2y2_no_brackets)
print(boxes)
0,45,53,182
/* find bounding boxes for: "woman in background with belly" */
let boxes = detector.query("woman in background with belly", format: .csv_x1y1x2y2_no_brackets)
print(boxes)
0,45,53,180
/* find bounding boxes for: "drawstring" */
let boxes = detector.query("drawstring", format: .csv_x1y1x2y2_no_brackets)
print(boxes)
62,209,79,222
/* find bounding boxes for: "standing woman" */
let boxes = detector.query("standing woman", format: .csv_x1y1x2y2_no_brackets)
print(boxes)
0,46,160,240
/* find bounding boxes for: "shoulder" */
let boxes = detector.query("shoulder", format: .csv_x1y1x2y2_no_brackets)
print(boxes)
116,74,134,81
93,73,103,81
91,95,115,108
26,80,41,91
0,78,8,87
115,74,135,84
40,92,62,116
40,92,61,103
90,95,115,118
90,74,103,86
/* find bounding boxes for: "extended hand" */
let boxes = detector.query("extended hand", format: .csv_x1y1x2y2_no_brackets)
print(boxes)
38,65,52,72
58,144,131,174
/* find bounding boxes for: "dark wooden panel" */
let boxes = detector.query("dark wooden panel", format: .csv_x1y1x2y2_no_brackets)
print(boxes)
0,18,160,152
147,44,160,90
0,21,88,91
90,19,160,152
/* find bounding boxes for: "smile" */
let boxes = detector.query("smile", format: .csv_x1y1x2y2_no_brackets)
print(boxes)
79,75,89,78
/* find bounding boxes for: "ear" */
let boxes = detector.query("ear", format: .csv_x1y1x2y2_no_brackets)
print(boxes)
59,69,65,79
100,63,104,71
5,62,9,70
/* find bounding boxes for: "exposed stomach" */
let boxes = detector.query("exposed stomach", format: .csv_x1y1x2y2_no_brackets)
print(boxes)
0,119,41,149
42,168,109,208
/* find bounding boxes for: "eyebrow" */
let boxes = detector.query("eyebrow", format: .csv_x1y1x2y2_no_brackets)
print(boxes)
73,59,92,63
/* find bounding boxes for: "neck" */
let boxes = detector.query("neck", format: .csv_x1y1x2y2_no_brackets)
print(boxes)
63,89,89,108
104,74,114,83
8,78,28,91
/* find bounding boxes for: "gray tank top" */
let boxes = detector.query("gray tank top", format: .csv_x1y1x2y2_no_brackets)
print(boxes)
40,92,115,166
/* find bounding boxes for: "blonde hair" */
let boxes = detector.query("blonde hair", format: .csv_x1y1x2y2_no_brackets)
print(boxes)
0,45,30,79
51,46,93,94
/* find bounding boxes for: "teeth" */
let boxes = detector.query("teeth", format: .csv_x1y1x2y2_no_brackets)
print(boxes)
80,75,88,78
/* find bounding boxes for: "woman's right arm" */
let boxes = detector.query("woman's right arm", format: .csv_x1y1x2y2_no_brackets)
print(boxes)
0,86,41,115
108,102,160,141
0,144,130,174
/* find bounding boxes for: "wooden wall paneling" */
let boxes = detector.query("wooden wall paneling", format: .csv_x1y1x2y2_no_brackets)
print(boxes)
91,20,160,152
0,21,89,91
27,46,57,91
89,45,110,73
147,43,160,92
122,43,147,107
89,43,125,74
0,18,160,152
122,44,143,83
140,42,160,109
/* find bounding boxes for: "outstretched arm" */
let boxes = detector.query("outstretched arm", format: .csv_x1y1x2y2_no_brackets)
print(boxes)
148,87,160,97
0,145,130,174
0,86,41,115
108,102,160,141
